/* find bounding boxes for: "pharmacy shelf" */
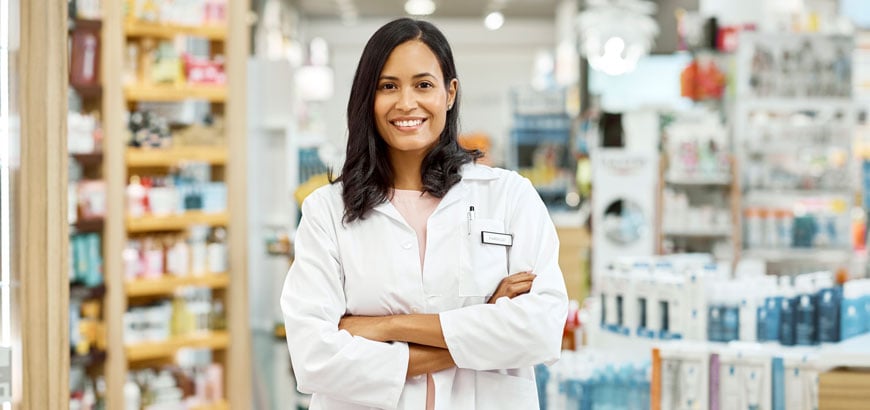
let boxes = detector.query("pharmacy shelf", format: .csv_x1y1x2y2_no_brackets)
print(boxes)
739,98,854,112
70,283,107,301
126,211,229,233
124,20,226,41
70,152,104,167
125,273,229,297
663,228,732,238
742,248,853,262
126,146,228,167
125,331,229,362
70,349,107,368
818,334,870,369
665,175,731,186
72,218,105,234
124,85,227,102
743,189,852,201
190,400,229,410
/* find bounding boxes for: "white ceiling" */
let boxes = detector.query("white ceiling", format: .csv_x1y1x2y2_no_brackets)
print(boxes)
298,0,562,20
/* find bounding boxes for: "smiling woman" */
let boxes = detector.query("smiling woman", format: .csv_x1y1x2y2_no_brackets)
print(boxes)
280,18,568,410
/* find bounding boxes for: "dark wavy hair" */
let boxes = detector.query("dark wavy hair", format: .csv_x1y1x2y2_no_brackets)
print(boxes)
332,18,482,223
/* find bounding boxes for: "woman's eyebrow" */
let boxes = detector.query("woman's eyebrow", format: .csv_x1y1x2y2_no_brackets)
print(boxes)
378,73,436,81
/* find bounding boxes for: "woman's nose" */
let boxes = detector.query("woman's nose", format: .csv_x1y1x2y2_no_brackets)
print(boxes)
396,88,417,111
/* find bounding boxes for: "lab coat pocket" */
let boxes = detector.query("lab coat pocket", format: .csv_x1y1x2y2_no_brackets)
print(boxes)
459,218,509,297
474,371,538,410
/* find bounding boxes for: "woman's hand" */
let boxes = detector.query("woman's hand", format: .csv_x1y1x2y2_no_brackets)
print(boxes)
338,315,392,342
487,272,536,304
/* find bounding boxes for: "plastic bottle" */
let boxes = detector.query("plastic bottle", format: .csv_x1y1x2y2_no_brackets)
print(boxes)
815,272,841,343
863,281,870,335
707,283,722,342
123,375,140,410
721,284,741,342
739,279,759,342
779,277,797,346
207,227,228,273
839,280,864,340
764,279,785,342
125,175,147,217
794,275,818,346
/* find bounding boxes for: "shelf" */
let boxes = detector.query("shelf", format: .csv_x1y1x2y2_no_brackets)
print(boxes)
72,218,105,234
665,175,731,186
126,211,229,233
126,331,229,362
742,248,853,262
126,274,229,297
125,20,226,41
70,152,104,167
663,228,732,238
739,98,854,112
70,283,106,300
126,147,228,167
190,400,229,410
819,333,870,369
124,85,227,102
70,349,107,368
744,189,852,200
70,83,103,98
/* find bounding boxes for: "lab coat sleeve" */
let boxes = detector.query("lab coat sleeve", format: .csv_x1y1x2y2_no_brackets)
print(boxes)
439,176,569,371
281,190,410,409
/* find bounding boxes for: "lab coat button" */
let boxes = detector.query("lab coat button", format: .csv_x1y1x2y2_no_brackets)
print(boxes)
402,241,413,250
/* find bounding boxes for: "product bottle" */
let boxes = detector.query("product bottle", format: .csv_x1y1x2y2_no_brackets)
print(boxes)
764,279,785,342
207,227,228,274
142,237,164,279
122,241,141,281
707,282,722,342
739,279,759,342
189,225,209,276
779,278,797,346
794,276,818,346
722,285,740,342
815,272,841,344
166,235,191,276
840,280,864,340
125,175,147,217
123,376,140,410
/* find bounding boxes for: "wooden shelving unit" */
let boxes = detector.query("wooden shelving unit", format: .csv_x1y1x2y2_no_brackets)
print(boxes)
126,273,229,297
125,331,230,362
126,146,228,167
124,84,227,102
100,1,251,408
124,20,227,41
126,211,229,233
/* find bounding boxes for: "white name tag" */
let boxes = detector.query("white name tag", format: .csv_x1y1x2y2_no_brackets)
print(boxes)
481,231,513,247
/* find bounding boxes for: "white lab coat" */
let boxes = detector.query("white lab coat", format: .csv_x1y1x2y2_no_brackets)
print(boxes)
281,163,569,410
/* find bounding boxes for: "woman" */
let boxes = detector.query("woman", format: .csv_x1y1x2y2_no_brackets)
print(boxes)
281,18,568,410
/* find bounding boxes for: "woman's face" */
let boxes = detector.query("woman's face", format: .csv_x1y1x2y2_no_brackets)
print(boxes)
374,40,457,158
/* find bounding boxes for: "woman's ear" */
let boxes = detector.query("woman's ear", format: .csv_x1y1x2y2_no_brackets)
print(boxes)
447,78,458,110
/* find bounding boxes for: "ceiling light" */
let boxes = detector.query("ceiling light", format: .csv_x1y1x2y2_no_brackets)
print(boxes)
484,11,504,30
405,0,436,16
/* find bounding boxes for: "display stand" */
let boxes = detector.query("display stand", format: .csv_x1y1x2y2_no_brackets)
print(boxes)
734,32,857,276
96,1,251,408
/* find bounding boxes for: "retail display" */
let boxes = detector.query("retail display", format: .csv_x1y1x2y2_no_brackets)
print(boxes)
123,357,224,409
598,254,870,346
536,350,651,410
659,109,735,260
735,33,857,275
509,87,576,208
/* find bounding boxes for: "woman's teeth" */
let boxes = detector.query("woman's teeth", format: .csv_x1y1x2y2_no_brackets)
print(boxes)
394,119,423,127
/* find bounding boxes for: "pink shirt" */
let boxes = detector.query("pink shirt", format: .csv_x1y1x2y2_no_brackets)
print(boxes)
390,189,442,410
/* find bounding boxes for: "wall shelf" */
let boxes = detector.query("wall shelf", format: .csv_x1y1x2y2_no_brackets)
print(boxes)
126,211,229,233
190,400,229,410
126,274,229,297
125,331,229,362
126,146,227,167
665,175,731,186
663,228,732,238
124,85,227,102
124,20,226,41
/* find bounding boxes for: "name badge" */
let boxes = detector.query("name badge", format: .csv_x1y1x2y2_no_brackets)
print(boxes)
481,231,513,247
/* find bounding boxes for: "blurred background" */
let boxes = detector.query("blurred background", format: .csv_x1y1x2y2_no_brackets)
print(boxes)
3,0,868,408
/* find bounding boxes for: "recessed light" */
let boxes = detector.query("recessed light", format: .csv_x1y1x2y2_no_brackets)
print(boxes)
484,11,504,30
405,0,436,16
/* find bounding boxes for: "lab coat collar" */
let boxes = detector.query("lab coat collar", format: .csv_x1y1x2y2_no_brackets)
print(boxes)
370,162,495,223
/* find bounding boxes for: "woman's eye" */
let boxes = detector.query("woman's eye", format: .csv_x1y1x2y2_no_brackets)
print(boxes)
379,83,397,90
418,82,434,89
